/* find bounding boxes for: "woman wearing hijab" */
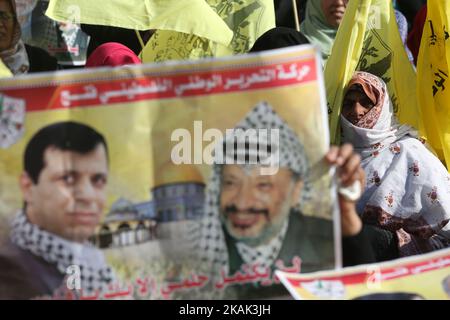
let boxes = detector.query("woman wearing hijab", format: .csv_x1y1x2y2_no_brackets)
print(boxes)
300,0,347,63
85,42,142,68
0,0,29,74
0,0,57,74
341,71,450,257
250,27,404,266
81,24,154,58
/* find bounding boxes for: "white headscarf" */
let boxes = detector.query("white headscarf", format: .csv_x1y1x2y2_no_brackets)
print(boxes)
341,72,450,257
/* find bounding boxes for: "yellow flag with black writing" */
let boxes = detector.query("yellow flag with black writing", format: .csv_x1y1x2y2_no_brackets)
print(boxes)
325,0,424,145
45,0,233,47
141,0,275,62
416,0,450,170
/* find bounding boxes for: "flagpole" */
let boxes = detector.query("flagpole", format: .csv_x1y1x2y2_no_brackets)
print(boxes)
292,0,300,31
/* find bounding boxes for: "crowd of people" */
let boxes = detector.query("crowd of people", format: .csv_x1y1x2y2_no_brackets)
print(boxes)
1,0,448,299
250,0,449,265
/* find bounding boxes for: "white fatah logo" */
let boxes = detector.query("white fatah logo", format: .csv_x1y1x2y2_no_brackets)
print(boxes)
302,280,346,299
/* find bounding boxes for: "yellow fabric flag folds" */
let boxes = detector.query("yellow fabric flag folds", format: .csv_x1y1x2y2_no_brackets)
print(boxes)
45,0,233,46
0,60,12,78
141,0,275,62
416,0,450,170
325,0,423,145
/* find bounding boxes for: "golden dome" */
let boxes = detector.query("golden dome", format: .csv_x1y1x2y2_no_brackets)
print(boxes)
153,162,205,187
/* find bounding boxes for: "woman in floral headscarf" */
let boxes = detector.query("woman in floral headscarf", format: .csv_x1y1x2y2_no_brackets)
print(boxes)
341,71,450,257
0,0,29,74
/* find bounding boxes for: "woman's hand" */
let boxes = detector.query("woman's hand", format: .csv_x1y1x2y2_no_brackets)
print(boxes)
325,144,365,237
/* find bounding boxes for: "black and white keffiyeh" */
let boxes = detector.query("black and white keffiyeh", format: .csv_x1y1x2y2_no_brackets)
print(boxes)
10,211,115,295
196,101,309,276
235,220,288,269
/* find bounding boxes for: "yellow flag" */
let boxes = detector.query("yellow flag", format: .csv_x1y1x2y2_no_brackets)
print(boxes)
417,0,450,170
0,60,12,78
141,0,275,62
325,0,424,145
45,0,233,46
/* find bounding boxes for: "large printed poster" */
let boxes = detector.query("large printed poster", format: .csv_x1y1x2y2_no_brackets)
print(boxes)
277,247,450,300
0,45,339,299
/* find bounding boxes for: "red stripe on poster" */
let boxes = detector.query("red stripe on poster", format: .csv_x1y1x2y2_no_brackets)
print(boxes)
1,59,317,112
285,253,450,287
